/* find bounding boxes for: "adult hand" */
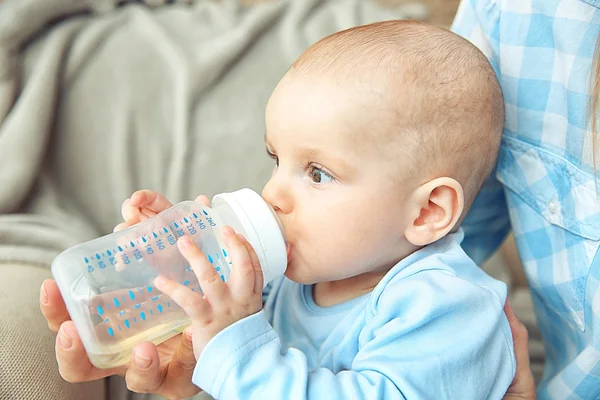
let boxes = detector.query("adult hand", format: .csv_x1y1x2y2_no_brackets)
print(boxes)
39,193,211,399
40,279,201,399
502,301,537,400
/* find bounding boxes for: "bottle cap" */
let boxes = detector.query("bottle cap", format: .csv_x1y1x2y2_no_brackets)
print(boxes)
212,189,287,285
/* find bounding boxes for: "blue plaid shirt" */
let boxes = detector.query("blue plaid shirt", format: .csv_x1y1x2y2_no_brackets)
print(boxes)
452,1,600,398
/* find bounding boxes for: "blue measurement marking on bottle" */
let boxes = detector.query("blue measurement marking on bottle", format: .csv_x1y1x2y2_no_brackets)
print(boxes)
118,310,126,317
174,222,179,228
142,237,147,243
134,303,141,309
153,232,158,238
163,227,168,233
183,280,190,286
106,303,111,310
157,304,163,313
85,257,89,263
107,250,112,256
184,217,189,223
125,319,130,328
129,290,135,300
149,309,153,316
167,301,171,308
221,275,225,281
208,255,213,263
152,296,158,301
193,213,198,218
118,246,123,252
97,306,104,315
222,249,228,257
107,327,114,337
134,317,137,323
147,286,153,293
140,312,146,321
114,298,120,307
96,253,100,260
130,241,135,247
203,210,208,216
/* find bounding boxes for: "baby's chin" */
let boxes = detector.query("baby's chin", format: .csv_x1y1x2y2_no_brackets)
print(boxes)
283,262,320,285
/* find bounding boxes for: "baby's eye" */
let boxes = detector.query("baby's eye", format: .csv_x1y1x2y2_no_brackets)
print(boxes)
309,166,334,184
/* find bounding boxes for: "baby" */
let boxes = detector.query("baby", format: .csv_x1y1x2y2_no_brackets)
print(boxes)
119,20,515,399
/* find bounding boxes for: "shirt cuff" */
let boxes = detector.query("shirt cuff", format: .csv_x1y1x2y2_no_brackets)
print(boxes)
192,309,278,397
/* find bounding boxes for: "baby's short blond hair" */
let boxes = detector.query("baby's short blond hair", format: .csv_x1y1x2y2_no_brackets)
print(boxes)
289,20,504,213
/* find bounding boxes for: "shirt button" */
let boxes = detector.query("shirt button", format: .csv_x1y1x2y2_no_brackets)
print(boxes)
548,200,559,214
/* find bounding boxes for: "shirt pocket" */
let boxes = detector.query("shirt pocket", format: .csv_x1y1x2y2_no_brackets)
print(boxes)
496,136,600,331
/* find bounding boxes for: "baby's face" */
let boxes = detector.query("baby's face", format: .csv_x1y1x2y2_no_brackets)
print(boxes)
262,75,417,284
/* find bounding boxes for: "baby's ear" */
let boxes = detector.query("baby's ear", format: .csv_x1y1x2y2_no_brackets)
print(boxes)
404,177,464,246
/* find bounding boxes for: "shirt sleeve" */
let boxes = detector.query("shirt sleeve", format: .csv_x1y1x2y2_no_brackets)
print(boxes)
452,0,511,265
191,270,515,400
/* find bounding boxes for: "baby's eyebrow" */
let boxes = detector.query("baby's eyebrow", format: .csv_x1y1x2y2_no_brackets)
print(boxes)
297,147,323,160
297,147,353,172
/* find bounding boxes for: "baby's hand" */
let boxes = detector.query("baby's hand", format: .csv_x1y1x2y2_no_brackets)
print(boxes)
113,190,210,232
154,227,264,360
110,190,211,272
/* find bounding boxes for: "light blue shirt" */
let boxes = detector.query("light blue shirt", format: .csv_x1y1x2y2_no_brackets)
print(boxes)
192,231,515,399
452,1,600,398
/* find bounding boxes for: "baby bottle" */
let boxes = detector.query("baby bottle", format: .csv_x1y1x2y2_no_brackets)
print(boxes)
51,188,287,369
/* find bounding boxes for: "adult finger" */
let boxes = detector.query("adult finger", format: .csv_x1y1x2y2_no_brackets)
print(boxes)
505,301,531,369
160,328,201,398
55,321,125,383
125,342,162,393
178,236,228,302
40,279,71,332
503,301,536,400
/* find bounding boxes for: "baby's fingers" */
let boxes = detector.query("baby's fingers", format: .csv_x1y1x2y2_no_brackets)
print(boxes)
238,234,263,294
113,222,129,232
225,228,261,299
155,276,209,320
121,198,146,225
130,190,173,213
194,195,210,207
178,236,228,302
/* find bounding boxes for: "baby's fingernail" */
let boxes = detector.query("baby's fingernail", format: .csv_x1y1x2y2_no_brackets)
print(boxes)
134,351,152,369
223,226,234,236
40,284,48,305
58,332,72,349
